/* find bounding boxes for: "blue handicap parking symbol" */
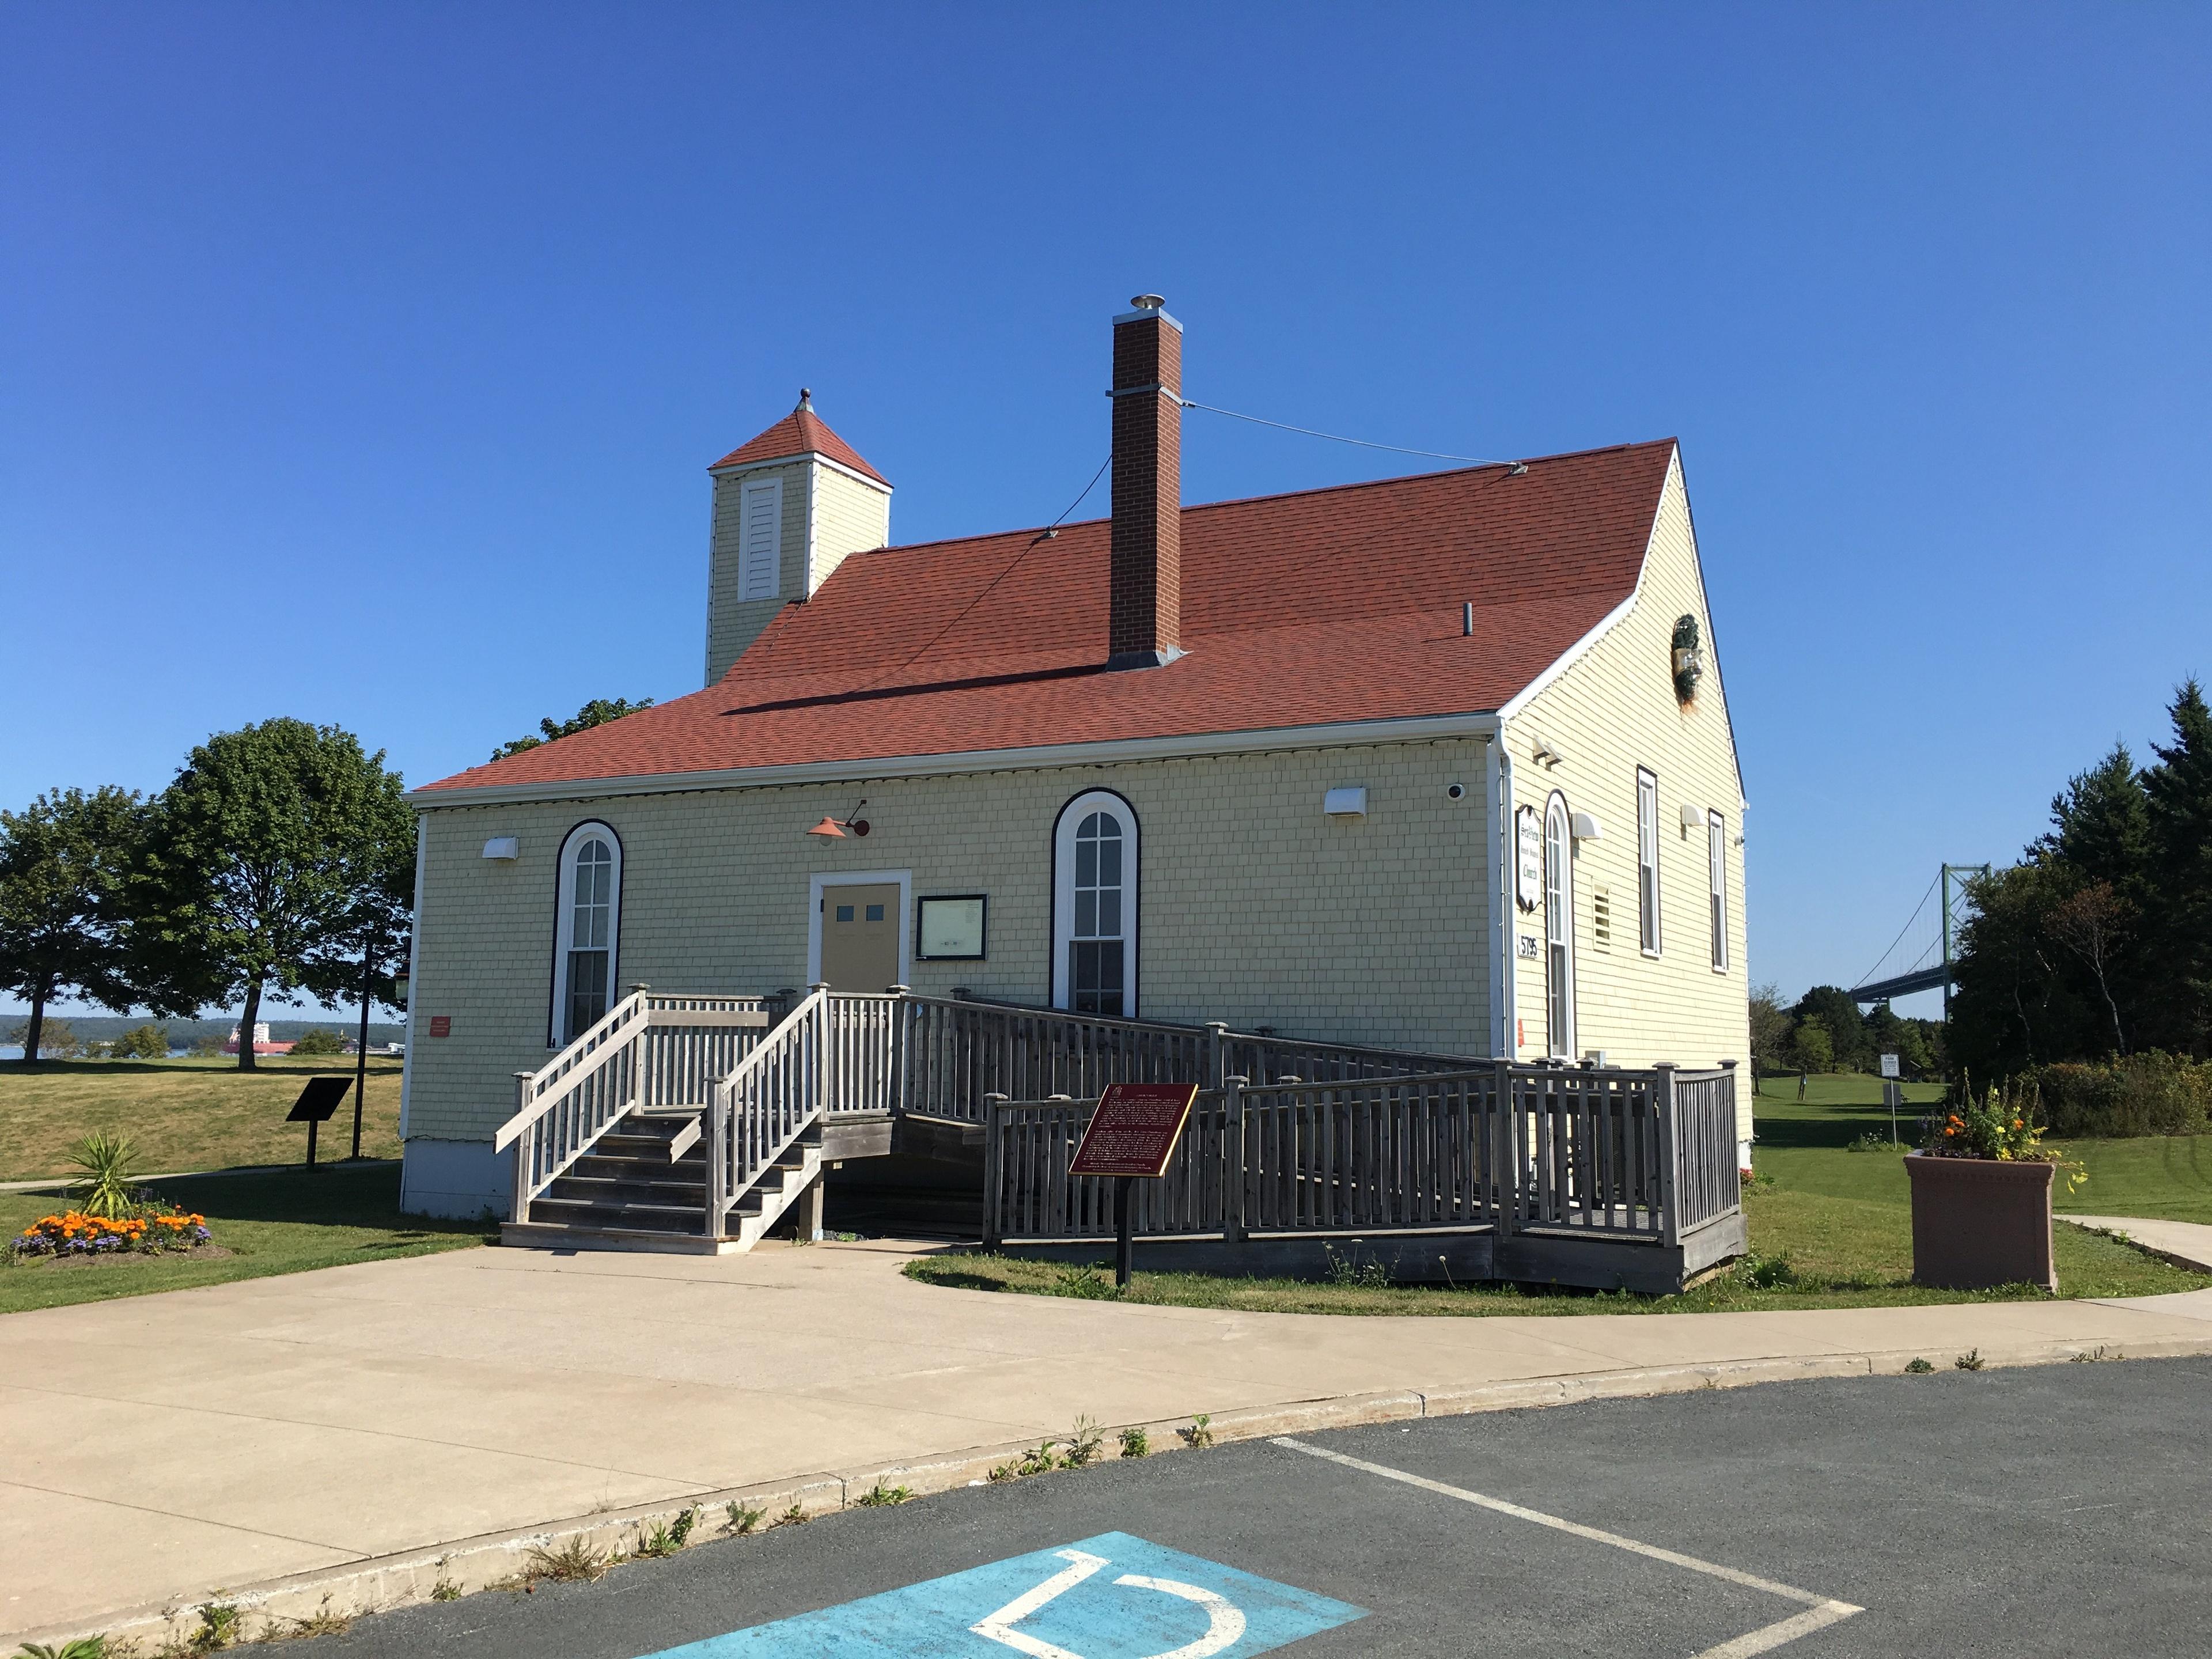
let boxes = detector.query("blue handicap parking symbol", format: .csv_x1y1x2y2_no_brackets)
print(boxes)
637,1531,1366,1658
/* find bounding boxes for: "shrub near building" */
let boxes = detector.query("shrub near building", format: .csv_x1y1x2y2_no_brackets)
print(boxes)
2019,1053,2212,1138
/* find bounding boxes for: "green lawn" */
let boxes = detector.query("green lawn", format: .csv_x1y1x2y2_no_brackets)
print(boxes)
1752,1071,2212,1224
904,1073,2212,1316
1,1163,489,1315
0,1054,402,1179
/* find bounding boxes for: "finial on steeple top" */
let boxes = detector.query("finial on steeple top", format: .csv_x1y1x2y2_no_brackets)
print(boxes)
798,387,814,412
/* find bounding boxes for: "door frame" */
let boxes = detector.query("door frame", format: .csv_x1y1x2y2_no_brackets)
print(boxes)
808,869,913,988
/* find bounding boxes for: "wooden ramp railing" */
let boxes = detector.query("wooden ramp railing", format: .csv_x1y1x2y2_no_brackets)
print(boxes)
496,985,1740,1267
493,989,770,1222
892,994,1468,1122
982,1065,1740,1251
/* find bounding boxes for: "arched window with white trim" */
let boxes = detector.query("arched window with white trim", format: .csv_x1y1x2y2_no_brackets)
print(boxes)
552,821,622,1046
1544,791,1575,1059
1052,790,1138,1017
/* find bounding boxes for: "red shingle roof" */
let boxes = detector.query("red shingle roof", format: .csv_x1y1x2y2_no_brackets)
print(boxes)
420,440,1675,796
710,406,889,486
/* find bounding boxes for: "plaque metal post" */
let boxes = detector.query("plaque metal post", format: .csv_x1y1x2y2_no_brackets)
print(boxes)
1115,1175,1135,1288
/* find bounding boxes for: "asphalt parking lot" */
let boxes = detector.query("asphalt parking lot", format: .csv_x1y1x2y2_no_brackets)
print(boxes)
297,1355,2212,1658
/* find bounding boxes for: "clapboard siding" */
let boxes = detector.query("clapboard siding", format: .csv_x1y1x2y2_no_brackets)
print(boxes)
404,738,1495,1147
1502,451,1752,1149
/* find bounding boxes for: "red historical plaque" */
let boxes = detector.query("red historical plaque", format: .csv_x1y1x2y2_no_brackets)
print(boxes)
1069,1082,1199,1179
428,1016,452,1039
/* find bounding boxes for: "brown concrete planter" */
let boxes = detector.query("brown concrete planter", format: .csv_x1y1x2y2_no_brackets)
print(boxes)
1904,1152,2056,1293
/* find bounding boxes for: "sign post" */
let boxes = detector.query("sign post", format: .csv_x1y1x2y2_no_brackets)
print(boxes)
1879,1053,1902,1142
1069,1082,1200,1287
287,1075,352,1169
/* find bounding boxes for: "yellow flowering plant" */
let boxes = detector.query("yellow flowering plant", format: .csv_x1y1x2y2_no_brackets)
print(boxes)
1922,1075,2086,1192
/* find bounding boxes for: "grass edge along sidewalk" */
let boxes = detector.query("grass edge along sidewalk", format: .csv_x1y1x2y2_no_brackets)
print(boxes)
0,1163,491,1315
16,1338,2212,1656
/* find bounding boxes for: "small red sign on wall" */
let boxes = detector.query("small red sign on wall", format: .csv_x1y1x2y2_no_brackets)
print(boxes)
428,1016,452,1039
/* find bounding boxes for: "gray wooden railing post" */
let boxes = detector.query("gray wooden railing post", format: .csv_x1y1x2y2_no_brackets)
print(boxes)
1222,1075,1247,1244
1491,1058,1516,1236
1721,1059,1741,1211
1203,1021,1229,1090
981,1093,1008,1248
509,1072,535,1224
706,1079,728,1240
887,987,912,1118
626,986,650,1112
1655,1063,1681,1248
808,984,830,1113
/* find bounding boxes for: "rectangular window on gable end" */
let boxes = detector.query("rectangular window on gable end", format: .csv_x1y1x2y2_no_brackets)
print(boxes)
1709,810,1729,972
738,477,782,601
1637,768,1661,956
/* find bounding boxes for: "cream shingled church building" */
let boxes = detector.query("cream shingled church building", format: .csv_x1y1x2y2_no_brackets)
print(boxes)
398,297,1751,1221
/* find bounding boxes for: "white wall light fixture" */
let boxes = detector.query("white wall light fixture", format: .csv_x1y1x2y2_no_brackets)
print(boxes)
1324,787,1368,817
1570,812,1604,842
482,836,520,861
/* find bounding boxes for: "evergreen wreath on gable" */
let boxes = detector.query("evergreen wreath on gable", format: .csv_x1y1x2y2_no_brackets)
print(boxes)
1671,613,1703,703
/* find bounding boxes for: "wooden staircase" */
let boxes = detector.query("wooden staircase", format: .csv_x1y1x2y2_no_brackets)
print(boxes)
501,1109,824,1255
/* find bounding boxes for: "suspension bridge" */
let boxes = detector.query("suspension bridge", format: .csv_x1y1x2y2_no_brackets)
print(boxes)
1848,863,1993,1014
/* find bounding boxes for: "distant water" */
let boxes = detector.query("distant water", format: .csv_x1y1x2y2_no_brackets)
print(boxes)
1,1045,199,1061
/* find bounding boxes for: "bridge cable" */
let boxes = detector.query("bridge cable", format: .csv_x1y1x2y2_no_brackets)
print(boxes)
1855,870,1941,991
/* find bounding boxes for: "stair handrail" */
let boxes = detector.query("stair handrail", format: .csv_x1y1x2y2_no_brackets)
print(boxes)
702,986,832,1238
494,987,654,1221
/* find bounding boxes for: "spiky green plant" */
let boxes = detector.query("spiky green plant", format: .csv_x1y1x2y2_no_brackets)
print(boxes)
69,1131,139,1218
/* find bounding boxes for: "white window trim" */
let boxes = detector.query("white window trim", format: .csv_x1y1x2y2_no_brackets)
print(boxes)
737,476,783,601
1544,790,1576,1059
1051,789,1139,1016
806,869,912,988
1637,767,1662,958
550,821,622,1048
1708,809,1729,974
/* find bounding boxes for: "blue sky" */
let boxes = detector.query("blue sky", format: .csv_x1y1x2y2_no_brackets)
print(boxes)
4,2,2207,1021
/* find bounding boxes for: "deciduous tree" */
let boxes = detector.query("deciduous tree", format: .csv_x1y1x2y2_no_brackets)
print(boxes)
491,697,653,763
0,787,147,1066
140,719,406,1071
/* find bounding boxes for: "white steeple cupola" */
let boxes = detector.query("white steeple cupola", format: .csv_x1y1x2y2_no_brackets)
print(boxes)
704,392,892,684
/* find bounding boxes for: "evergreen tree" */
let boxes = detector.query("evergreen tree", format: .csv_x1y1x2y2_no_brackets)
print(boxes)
2143,679,2212,1056
2040,743,2150,892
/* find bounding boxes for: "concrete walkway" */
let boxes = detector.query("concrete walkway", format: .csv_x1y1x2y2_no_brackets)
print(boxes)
7,1240,2212,1649
2061,1213,2212,1273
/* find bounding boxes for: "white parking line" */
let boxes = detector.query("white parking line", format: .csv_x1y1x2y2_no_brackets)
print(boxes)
1271,1437,1862,1658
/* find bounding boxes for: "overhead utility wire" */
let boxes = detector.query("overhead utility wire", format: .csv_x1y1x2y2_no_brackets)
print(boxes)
858,452,1111,692
1179,399,1514,468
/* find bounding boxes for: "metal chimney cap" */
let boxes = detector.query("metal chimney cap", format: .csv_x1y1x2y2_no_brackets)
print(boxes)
1128,293,1166,311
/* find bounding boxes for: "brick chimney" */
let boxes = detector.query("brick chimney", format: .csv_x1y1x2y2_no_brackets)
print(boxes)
1108,295,1183,668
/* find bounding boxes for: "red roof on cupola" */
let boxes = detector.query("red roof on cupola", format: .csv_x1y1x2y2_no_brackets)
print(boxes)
709,395,889,487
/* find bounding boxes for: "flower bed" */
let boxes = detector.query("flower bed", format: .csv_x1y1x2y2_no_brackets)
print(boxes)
12,1206,211,1258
